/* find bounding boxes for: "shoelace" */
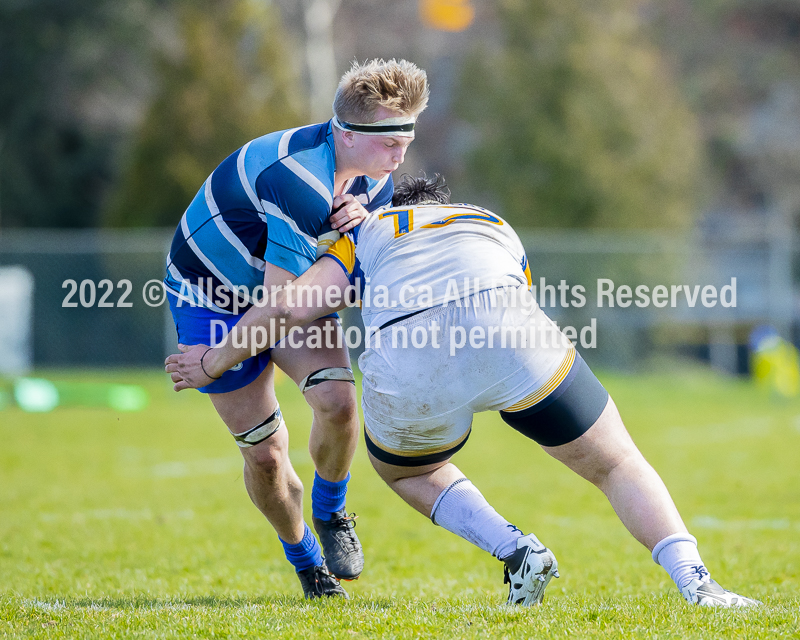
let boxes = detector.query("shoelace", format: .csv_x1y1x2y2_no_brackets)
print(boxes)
331,512,359,553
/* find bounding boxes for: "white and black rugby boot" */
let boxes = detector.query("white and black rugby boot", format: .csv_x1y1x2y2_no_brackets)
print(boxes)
681,572,761,608
502,533,559,606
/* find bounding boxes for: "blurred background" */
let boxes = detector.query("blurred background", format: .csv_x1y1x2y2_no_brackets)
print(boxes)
2,0,800,386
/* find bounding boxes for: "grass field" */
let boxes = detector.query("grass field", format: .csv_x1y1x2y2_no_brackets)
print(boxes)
1,364,799,638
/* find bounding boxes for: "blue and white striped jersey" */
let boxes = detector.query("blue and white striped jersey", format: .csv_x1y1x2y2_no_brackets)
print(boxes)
164,121,393,313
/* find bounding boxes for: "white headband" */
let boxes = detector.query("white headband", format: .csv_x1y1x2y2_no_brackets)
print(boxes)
332,115,416,137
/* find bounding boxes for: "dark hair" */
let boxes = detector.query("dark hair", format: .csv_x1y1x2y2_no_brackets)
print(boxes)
391,173,451,207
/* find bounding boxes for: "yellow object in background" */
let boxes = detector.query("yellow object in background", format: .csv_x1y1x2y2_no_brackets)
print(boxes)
749,326,800,398
420,0,475,32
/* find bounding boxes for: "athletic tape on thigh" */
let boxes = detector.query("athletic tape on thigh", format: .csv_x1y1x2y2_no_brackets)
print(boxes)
298,367,355,393
230,406,284,448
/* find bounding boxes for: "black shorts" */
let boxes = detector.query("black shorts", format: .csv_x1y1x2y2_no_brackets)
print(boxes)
499,353,608,447
365,427,472,468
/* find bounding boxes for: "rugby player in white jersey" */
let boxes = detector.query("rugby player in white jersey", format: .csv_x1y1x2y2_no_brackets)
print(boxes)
167,175,760,607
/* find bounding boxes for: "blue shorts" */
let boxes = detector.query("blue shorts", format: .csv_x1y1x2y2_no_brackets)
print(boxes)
168,294,271,394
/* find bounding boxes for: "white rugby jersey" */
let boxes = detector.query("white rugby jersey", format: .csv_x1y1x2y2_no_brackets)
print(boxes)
324,203,533,329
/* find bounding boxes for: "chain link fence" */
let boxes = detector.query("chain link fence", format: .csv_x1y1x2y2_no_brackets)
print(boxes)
1,222,795,374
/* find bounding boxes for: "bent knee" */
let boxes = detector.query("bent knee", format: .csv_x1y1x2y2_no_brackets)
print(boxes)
544,411,643,487
306,382,358,423
242,441,286,474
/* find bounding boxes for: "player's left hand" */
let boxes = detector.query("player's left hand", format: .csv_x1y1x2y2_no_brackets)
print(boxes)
164,343,218,392
330,194,368,233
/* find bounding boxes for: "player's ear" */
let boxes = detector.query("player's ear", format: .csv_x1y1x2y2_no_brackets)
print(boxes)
340,129,356,148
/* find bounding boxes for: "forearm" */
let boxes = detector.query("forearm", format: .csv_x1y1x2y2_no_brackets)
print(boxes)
202,287,344,377
179,256,351,382
199,301,294,377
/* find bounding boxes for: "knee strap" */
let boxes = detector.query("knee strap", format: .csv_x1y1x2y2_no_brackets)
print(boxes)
231,406,284,448
298,367,355,393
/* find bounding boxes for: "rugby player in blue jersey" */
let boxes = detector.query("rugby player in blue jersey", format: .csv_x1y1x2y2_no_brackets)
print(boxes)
168,175,761,608
163,59,429,599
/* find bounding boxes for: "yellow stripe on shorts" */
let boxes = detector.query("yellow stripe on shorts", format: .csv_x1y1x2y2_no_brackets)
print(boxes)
501,348,576,413
365,424,472,458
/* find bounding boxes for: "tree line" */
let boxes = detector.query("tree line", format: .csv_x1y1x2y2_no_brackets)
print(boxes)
2,0,745,231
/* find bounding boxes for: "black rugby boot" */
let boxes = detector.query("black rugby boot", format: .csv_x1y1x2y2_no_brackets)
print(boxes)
297,563,349,599
312,509,364,580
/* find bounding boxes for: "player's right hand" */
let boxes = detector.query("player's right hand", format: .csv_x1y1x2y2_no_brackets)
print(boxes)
331,194,368,233
164,344,219,391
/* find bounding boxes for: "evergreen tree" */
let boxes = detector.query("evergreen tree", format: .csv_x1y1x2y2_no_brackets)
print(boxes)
104,0,305,227
456,0,705,229
0,0,152,227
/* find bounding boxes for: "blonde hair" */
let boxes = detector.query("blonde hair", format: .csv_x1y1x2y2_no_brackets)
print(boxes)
332,59,429,124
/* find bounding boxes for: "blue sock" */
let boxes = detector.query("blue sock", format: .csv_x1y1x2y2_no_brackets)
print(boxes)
311,471,350,521
280,523,323,572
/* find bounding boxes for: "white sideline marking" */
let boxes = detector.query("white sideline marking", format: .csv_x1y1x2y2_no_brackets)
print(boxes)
692,516,799,531
27,600,66,612
151,457,241,478
662,416,772,443
26,599,197,612
39,509,194,523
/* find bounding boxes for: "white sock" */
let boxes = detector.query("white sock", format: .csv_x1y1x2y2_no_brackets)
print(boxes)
652,532,709,589
430,478,523,560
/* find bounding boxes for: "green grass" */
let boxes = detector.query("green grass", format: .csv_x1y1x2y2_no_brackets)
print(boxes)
1,366,799,638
